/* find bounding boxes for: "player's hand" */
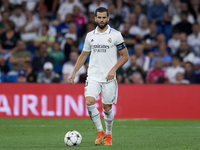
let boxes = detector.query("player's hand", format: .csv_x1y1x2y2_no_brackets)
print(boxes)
68,73,75,84
106,70,115,81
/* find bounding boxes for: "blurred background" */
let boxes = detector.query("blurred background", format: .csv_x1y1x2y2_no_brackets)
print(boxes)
0,0,200,84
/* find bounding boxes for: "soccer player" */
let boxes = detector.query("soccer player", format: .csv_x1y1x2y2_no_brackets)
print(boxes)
68,7,129,146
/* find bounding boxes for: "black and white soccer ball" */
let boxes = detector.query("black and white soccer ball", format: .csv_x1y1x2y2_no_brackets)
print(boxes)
64,130,82,146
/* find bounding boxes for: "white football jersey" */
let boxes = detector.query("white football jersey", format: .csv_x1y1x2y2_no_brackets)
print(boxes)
83,25,125,82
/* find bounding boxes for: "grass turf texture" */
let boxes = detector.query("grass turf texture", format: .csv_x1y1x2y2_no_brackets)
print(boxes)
0,119,199,150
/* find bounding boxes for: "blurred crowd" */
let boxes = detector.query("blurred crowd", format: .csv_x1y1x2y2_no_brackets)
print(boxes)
0,0,200,84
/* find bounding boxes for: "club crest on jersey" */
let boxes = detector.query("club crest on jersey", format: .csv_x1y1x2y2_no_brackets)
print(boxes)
107,38,112,43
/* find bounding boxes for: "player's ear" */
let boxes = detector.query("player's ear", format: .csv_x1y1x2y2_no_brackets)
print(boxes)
107,16,110,22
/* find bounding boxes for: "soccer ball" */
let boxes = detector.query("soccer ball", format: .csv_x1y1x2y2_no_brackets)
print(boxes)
64,130,82,146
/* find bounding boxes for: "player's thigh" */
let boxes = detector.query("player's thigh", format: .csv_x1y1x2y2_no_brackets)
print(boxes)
84,79,101,104
101,79,118,105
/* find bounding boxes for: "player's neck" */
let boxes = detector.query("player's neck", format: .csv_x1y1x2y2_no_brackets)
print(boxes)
97,25,108,33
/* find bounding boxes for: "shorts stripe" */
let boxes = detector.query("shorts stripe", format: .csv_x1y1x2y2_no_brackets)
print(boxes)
111,81,118,102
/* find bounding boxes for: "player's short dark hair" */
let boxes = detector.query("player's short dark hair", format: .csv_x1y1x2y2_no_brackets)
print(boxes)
95,7,109,17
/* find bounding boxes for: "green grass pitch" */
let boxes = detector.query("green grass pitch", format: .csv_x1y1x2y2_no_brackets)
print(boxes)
0,118,199,150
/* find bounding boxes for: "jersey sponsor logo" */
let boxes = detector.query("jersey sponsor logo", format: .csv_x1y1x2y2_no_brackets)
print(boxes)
91,44,109,53
107,38,112,43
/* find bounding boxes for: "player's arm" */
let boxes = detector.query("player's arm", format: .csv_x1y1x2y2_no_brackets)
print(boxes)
68,51,90,84
106,47,129,81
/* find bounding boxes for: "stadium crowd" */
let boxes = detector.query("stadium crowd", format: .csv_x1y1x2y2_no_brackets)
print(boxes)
0,0,200,84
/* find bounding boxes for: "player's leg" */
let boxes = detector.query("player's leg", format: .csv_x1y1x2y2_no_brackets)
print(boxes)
103,104,114,146
101,80,118,146
85,80,106,145
86,96,103,132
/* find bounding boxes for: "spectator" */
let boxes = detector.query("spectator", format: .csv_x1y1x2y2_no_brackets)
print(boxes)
150,43,172,68
49,42,65,65
61,22,78,50
72,5,87,29
150,33,171,56
147,0,166,23
22,0,40,12
9,5,26,31
17,70,27,83
38,0,59,16
121,22,137,55
34,25,55,53
0,11,9,35
56,13,73,41
171,72,189,84
142,23,157,52
168,29,180,55
37,62,59,83
108,3,122,29
80,13,95,37
52,76,61,83
173,11,192,35
88,0,108,13
23,61,37,83
167,0,181,19
9,40,31,72
19,11,40,42
32,42,54,74
165,55,184,83
63,34,78,62
114,0,130,22
131,72,144,84
58,0,85,21
79,61,89,83
0,56,9,74
175,41,196,65
124,54,145,84
184,61,197,83
139,18,150,39
171,2,195,25
134,44,150,72
62,51,85,83
146,58,168,84
0,20,21,57
187,23,200,56
39,17,57,37
134,4,146,28
119,13,140,39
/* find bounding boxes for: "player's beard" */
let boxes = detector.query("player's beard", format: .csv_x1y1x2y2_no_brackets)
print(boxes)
96,21,108,29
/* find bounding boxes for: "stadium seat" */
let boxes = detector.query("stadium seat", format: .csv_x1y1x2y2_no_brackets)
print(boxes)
54,65,62,73
0,72,5,82
26,45,36,54
6,74,17,82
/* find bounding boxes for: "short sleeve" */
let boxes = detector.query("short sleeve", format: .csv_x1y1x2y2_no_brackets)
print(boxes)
83,34,91,52
115,32,124,45
115,32,126,51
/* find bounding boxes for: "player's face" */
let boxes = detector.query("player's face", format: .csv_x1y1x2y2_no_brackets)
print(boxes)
95,12,109,29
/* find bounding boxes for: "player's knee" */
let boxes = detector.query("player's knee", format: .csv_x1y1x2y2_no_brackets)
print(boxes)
85,97,95,106
103,104,112,112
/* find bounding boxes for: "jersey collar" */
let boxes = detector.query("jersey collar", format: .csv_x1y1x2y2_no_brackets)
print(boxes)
93,25,111,34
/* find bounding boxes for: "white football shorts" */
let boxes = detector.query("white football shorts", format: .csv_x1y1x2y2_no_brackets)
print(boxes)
84,79,118,104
